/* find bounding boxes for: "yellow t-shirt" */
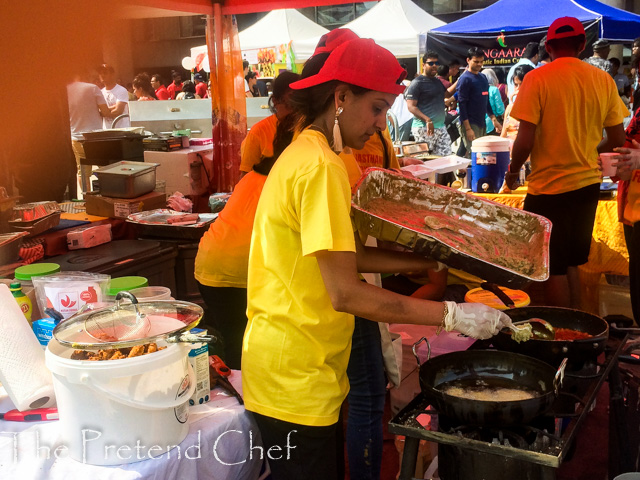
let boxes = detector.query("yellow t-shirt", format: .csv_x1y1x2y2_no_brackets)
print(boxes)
194,172,267,288
340,128,401,191
239,114,278,173
510,57,628,195
242,129,356,427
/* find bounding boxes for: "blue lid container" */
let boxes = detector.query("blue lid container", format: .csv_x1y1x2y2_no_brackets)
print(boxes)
470,136,511,193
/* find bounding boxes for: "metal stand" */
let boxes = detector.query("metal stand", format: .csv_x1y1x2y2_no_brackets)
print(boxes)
398,436,420,480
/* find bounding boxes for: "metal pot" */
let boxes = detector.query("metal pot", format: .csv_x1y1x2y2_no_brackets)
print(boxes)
492,306,609,367
413,338,566,426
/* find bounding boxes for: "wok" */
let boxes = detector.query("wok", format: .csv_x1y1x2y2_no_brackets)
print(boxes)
493,306,609,367
413,337,566,426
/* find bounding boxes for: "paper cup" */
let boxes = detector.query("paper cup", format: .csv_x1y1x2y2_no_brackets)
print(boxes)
600,152,619,177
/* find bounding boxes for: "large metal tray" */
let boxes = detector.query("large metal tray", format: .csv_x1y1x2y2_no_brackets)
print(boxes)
126,209,217,240
351,168,551,288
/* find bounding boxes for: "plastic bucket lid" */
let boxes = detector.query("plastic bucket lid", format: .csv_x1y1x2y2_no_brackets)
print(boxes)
471,136,510,153
107,276,149,296
14,263,61,281
464,287,530,310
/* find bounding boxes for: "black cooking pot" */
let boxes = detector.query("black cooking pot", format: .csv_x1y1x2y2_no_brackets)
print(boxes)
492,306,609,367
413,338,566,426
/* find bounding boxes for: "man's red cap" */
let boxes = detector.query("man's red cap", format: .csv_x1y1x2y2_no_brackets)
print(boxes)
547,17,586,41
313,28,359,56
291,38,407,95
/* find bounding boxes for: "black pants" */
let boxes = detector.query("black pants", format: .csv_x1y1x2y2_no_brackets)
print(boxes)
624,223,640,325
197,283,247,370
249,411,344,480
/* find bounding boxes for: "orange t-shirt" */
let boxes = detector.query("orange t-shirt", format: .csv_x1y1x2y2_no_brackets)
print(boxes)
194,171,267,288
339,129,400,191
239,114,278,173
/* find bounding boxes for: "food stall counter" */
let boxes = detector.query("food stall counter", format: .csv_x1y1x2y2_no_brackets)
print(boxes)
474,188,628,314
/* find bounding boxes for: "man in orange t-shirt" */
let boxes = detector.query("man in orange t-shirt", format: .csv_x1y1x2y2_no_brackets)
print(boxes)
505,17,627,308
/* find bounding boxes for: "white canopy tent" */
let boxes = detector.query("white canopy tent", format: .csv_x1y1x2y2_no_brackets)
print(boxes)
297,0,445,59
189,9,327,71
238,9,328,60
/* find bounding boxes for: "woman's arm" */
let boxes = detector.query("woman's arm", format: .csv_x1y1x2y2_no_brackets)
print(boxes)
315,249,512,338
316,249,444,325
354,232,438,274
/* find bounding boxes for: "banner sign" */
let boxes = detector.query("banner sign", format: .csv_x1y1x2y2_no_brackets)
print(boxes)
424,20,599,67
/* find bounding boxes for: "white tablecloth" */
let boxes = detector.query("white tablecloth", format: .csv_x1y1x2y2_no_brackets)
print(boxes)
0,371,268,480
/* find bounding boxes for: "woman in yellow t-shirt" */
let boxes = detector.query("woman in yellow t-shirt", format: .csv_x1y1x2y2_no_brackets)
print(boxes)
195,73,300,369
239,71,299,176
242,38,513,480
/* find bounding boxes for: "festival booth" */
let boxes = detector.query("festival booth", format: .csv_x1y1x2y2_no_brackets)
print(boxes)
425,0,640,67
188,9,327,79
238,9,328,74
297,0,444,64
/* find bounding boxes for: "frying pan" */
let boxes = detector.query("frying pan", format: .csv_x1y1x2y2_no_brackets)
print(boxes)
492,306,609,367
412,337,566,426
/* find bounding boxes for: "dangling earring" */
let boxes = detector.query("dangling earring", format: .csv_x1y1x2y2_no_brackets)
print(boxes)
332,107,344,152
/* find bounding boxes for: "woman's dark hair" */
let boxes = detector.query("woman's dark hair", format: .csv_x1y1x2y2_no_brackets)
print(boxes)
268,71,300,114
245,71,257,81
437,64,449,77
182,80,196,94
132,73,157,99
513,64,535,83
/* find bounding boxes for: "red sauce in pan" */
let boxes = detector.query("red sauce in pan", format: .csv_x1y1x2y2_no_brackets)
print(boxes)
553,328,593,341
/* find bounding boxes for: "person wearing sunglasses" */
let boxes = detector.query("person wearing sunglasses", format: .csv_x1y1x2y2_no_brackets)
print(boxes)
405,51,458,156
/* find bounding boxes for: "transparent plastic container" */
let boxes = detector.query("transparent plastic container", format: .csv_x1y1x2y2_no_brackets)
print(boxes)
127,286,173,302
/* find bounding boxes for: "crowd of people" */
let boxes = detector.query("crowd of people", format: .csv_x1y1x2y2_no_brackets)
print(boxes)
66,65,210,194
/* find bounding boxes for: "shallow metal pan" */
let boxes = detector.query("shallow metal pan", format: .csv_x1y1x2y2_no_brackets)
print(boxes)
351,168,551,288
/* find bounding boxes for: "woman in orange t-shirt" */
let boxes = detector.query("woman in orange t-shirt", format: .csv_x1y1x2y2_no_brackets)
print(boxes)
196,73,299,369
239,72,299,176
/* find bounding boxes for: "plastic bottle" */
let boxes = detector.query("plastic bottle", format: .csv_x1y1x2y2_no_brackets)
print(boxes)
10,282,32,323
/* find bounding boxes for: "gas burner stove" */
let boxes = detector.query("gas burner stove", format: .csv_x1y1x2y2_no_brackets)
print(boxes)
389,334,628,480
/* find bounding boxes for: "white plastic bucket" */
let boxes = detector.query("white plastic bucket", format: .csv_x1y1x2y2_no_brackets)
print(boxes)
45,339,195,465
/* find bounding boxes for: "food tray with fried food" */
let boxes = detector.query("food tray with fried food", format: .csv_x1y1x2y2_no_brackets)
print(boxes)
127,209,217,240
10,201,60,224
351,168,551,288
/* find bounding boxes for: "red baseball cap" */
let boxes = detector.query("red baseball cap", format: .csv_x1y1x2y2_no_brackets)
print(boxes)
547,17,586,41
313,28,359,56
291,38,407,95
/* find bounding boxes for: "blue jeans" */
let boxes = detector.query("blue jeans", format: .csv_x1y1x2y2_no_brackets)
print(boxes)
346,317,386,480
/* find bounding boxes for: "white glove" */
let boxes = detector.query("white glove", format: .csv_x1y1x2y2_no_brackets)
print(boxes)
433,261,447,272
443,301,513,340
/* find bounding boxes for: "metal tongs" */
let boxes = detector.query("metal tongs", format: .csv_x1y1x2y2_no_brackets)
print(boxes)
209,355,243,404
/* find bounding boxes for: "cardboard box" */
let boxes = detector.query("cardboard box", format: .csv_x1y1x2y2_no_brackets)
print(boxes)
85,191,166,219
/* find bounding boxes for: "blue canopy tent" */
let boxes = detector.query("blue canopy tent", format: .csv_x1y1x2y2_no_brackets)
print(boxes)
425,0,640,66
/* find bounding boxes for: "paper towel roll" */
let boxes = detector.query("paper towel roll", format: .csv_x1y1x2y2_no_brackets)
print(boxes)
0,284,55,410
